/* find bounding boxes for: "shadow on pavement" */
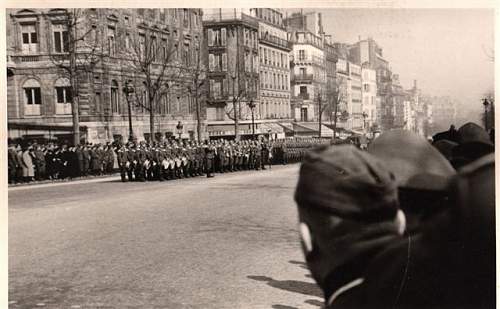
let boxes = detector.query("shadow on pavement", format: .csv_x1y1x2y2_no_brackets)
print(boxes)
288,260,308,269
272,305,298,309
305,299,324,307
247,275,322,298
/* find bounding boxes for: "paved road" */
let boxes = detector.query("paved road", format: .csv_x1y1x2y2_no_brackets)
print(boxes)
9,165,323,309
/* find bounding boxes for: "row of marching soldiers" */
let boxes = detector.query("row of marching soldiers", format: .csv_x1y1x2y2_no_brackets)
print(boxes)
116,139,274,182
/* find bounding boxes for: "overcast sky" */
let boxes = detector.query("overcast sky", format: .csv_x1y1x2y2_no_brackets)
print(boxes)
287,8,494,113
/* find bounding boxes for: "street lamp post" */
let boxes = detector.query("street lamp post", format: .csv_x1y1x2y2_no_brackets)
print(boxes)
176,121,183,141
247,99,256,140
362,111,368,134
483,98,490,130
122,81,135,142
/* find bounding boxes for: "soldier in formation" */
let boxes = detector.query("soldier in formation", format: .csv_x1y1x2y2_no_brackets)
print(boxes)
8,137,334,184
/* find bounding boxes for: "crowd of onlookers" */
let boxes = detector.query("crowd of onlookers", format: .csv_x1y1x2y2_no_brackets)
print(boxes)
7,142,117,184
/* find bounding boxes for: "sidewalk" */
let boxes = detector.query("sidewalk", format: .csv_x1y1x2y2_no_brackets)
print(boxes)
8,174,121,191
8,163,294,191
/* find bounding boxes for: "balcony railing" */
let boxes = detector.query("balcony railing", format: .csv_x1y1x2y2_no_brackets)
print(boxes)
203,11,258,27
292,74,314,83
293,93,310,100
20,55,41,62
259,34,290,50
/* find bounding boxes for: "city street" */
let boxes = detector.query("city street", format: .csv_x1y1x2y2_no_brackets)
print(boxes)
9,165,323,308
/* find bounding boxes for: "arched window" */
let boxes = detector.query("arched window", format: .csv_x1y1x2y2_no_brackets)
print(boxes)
111,80,120,114
54,78,72,115
23,79,41,115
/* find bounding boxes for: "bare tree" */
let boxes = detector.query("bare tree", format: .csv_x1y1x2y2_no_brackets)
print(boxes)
316,89,327,138
179,42,207,142
49,8,103,145
225,75,250,141
126,26,182,142
328,82,347,141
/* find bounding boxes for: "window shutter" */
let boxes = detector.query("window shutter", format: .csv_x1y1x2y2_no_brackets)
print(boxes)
63,31,69,52
208,29,214,46
221,28,226,46
222,53,227,71
209,79,215,98
222,78,227,95
54,32,61,52
209,53,214,71
34,88,42,105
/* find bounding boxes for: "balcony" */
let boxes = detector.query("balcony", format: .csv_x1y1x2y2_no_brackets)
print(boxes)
20,55,41,62
292,74,314,84
203,11,258,28
293,93,310,100
259,34,290,51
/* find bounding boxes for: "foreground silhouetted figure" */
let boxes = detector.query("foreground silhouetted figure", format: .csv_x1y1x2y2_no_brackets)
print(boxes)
295,130,495,308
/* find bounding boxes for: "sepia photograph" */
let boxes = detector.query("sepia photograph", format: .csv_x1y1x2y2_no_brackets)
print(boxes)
4,2,496,308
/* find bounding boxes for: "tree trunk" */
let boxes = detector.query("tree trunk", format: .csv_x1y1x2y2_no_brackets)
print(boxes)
195,94,202,141
332,96,339,141
318,96,322,138
72,94,80,145
149,94,155,142
70,16,80,146
234,98,239,141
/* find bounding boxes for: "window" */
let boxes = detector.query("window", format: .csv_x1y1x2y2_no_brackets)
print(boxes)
220,28,226,46
54,78,72,115
183,44,189,65
25,87,41,105
151,37,158,62
298,50,305,60
111,80,120,114
162,39,168,61
193,12,199,27
55,87,72,103
162,95,170,114
222,53,227,71
23,79,42,115
107,27,116,56
125,33,130,49
364,84,370,91
21,24,38,53
183,9,189,28
124,16,130,26
53,24,69,53
216,107,225,121
139,34,146,58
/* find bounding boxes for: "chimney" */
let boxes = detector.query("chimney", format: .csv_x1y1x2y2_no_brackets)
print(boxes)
413,79,417,89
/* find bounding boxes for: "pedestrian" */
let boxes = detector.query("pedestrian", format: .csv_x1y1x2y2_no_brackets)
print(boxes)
21,145,35,182
8,143,20,184
204,141,215,178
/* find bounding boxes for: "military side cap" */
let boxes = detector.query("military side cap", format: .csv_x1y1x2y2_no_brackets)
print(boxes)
368,130,455,190
295,144,399,222
432,139,458,161
454,123,494,161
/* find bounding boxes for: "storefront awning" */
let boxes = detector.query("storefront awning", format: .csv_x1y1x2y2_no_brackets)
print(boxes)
8,122,87,132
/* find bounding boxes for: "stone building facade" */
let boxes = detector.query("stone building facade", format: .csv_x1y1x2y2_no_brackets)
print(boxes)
361,65,377,130
202,9,284,139
7,8,205,143
250,8,291,120
287,29,326,122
